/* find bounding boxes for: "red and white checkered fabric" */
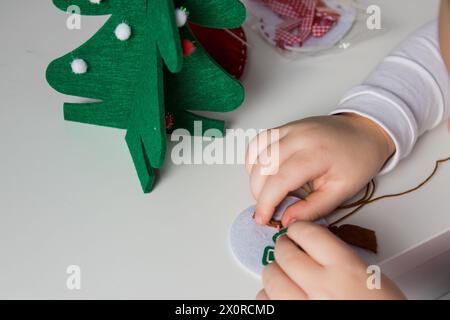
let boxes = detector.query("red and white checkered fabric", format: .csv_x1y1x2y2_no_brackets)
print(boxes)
260,0,340,48
312,15,337,37
263,0,315,19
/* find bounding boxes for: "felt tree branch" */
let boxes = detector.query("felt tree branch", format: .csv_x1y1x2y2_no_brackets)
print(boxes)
179,0,247,28
46,0,246,193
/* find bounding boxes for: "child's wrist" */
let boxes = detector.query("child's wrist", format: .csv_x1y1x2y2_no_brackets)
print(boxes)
338,113,396,163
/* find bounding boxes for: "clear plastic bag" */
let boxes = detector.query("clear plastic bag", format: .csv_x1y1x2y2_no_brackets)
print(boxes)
243,0,388,58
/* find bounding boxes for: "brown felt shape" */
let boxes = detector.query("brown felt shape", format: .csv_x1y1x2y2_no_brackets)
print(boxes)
329,225,378,254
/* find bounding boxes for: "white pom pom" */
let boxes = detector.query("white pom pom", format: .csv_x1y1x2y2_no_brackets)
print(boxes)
71,58,88,74
175,8,188,27
115,22,132,41
89,0,102,4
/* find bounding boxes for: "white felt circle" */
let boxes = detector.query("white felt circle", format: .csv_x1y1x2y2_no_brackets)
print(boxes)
230,196,326,276
71,58,88,74
89,0,102,4
115,23,132,41
175,8,188,27
245,0,356,53
230,196,377,277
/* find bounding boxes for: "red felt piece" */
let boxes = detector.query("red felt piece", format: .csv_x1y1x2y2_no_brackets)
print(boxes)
182,39,196,57
189,24,248,79
165,112,173,129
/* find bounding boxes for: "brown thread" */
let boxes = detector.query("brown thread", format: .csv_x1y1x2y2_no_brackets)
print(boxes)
338,180,376,209
330,157,450,227
253,157,449,231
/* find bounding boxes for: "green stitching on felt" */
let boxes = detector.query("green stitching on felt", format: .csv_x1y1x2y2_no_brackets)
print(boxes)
262,246,275,266
272,228,288,243
46,0,246,193
261,228,288,267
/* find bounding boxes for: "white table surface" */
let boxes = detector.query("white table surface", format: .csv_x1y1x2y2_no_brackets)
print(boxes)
0,0,449,299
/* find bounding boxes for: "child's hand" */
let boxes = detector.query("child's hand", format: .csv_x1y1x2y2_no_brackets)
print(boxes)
246,114,395,226
256,222,405,300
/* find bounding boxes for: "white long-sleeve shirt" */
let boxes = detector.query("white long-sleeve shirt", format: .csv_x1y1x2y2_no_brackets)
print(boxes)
332,21,450,174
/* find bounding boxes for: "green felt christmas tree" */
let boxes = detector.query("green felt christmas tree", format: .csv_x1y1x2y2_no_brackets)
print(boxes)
46,0,246,193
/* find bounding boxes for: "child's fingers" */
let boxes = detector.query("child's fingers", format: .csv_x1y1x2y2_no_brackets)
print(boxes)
249,141,282,199
262,262,308,300
255,289,270,300
281,186,347,225
286,221,362,267
249,138,302,199
273,235,323,293
255,153,322,224
245,127,288,174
